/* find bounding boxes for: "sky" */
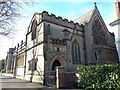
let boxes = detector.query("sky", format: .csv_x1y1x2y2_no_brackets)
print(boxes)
0,1,118,60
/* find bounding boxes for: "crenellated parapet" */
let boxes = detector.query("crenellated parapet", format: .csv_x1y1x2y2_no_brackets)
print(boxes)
42,11,83,31
13,40,26,55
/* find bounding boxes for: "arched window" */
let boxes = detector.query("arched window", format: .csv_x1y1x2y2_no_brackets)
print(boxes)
72,39,81,64
72,45,74,63
95,52,98,60
75,45,78,63
78,46,81,63
92,16,107,45
31,20,37,40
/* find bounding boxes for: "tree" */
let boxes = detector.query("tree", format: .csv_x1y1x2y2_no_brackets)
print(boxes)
0,0,21,38
0,0,33,38
0,59,5,71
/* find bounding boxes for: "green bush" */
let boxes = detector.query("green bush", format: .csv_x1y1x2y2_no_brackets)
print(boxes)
6,70,13,74
1,69,5,73
78,64,120,89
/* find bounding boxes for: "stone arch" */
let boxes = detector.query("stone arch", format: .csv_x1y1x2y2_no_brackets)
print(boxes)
52,60,61,70
51,55,66,70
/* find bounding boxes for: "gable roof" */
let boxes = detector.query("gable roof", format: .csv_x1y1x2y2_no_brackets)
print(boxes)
74,8,96,25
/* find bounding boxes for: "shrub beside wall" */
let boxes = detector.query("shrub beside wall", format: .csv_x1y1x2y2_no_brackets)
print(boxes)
6,70,13,74
78,64,120,89
1,69,5,73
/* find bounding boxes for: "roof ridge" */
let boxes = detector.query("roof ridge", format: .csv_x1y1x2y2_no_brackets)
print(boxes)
74,8,96,25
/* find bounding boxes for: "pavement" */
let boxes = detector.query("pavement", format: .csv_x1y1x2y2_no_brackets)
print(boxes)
0,74,82,90
0,74,57,90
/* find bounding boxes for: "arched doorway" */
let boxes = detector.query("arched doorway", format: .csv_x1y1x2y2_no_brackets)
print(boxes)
52,60,61,70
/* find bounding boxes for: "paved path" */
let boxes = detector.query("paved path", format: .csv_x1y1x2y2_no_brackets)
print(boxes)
0,74,56,90
0,74,81,90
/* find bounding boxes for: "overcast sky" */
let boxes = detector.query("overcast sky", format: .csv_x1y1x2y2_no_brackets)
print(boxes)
0,1,118,60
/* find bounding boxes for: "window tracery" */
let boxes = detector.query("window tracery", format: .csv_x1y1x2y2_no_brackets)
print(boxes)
92,17,107,45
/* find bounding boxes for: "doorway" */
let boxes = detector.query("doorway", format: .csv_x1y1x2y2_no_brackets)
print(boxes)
52,60,61,70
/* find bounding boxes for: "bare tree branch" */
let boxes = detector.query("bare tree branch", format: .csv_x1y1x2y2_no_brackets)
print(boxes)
0,0,33,38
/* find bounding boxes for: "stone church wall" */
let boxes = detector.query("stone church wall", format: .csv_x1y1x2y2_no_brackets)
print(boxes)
7,7,119,88
84,21,94,64
101,47,119,63
25,21,45,83
16,53,25,76
44,21,84,71
43,20,85,86
83,7,118,65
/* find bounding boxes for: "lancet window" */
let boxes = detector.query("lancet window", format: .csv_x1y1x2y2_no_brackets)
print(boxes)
72,39,81,64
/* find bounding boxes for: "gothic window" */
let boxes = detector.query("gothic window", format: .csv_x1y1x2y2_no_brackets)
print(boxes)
72,45,75,63
75,46,78,63
72,39,81,64
92,16,107,45
28,60,37,71
29,61,32,70
93,19,102,30
78,46,81,63
31,20,37,40
57,48,60,52
95,52,98,60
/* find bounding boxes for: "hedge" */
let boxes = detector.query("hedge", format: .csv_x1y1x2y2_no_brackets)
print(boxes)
78,64,120,89
6,70,13,74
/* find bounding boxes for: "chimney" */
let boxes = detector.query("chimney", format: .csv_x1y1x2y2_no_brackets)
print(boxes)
115,0,120,19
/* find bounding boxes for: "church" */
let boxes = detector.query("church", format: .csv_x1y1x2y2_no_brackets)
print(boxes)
6,3,119,87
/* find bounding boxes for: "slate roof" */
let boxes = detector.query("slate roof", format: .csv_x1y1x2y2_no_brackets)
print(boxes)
74,8,95,25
